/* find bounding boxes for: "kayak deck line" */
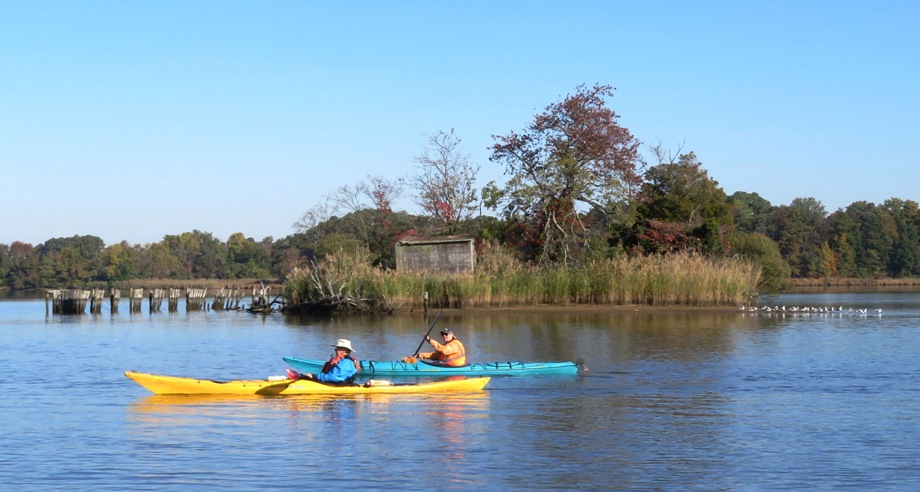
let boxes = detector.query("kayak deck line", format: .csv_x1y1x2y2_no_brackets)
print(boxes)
283,356,582,377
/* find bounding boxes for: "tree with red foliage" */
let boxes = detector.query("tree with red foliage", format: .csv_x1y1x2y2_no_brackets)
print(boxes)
487,84,643,265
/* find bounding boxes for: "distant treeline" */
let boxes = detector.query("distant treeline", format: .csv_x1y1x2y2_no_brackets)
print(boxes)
0,231,283,290
1,194,918,295
728,195,920,280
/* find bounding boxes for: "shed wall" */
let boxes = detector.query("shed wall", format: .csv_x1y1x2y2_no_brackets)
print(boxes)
396,240,475,274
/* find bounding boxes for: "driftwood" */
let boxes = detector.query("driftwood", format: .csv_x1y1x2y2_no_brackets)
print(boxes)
247,294,285,314
278,260,399,315
246,282,282,314
281,295,393,315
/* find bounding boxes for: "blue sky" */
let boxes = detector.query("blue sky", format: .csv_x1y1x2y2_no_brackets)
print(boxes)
2,1,918,246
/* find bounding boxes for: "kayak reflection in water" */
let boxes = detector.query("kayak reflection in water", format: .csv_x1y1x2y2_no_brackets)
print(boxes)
410,328,467,367
287,338,360,383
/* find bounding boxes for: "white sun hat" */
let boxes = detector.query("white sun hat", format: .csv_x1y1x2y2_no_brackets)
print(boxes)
331,338,355,353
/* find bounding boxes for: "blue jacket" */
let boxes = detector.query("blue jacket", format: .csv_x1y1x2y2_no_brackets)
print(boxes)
316,357,358,383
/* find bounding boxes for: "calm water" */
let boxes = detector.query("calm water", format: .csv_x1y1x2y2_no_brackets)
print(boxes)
2,292,920,490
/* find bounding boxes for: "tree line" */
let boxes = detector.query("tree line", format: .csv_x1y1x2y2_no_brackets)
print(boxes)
2,84,918,294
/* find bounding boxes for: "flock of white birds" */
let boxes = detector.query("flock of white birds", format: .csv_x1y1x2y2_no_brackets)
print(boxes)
740,305,883,315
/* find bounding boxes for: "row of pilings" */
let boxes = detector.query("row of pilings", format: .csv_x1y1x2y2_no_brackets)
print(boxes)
44,286,278,315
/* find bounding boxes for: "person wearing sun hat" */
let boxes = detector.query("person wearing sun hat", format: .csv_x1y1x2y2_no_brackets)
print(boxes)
286,338,360,383
416,327,467,366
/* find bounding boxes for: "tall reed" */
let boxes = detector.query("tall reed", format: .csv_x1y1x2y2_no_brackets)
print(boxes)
284,248,759,310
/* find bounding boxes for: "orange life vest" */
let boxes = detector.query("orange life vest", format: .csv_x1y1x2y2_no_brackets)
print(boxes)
436,338,467,366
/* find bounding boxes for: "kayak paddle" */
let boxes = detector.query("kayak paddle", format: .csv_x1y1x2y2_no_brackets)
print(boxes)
413,308,443,356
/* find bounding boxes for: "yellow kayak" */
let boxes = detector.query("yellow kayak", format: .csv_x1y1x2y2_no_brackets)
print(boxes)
124,371,490,396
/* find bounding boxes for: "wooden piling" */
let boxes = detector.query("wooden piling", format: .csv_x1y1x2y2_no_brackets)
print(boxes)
212,288,225,310
89,288,106,314
167,288,182,312
110,288,120,313
46,289,91,315
45,289,54,316
186,288,207,311
129,288,144,313
149,289,166,313
212,287,243,310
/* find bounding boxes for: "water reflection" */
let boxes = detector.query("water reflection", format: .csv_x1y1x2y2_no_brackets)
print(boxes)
127,390,491,483
129,392,490,438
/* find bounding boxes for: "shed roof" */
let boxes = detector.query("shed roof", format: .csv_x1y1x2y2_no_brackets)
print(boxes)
396,236,474,246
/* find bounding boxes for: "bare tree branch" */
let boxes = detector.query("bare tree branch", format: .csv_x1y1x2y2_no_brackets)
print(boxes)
412,129,481,235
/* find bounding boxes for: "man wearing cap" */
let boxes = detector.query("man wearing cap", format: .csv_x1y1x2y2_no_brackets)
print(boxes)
287,339,360,383
417,328,467,366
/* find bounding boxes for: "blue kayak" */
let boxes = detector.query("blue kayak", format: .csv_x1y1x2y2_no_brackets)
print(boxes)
283,356,582,377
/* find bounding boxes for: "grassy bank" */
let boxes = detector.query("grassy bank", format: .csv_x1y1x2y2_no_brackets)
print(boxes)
284,251,759,310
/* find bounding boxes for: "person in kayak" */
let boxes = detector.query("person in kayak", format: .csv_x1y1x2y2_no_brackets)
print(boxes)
415,328,467,366
286,339,360,383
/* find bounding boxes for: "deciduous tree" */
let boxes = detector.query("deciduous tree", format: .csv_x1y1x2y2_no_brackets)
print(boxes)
8,241,38,289
100,241,141,281
488,84,642,265
412,129,480,235
883,198,920,276
294,175,405,267
729,232,790,293
638,149,731,226
0,243,11,288
766,197,827,277
730,191,773,235
226,232,272,278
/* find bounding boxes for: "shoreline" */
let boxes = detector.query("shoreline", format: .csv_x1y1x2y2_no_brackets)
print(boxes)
413,304,743,316
791,277,920,287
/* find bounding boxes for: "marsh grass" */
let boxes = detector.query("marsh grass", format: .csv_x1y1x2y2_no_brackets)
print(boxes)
285,248,759,310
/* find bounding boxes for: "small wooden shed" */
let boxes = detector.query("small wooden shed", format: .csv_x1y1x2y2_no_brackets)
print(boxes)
395,237,476,274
